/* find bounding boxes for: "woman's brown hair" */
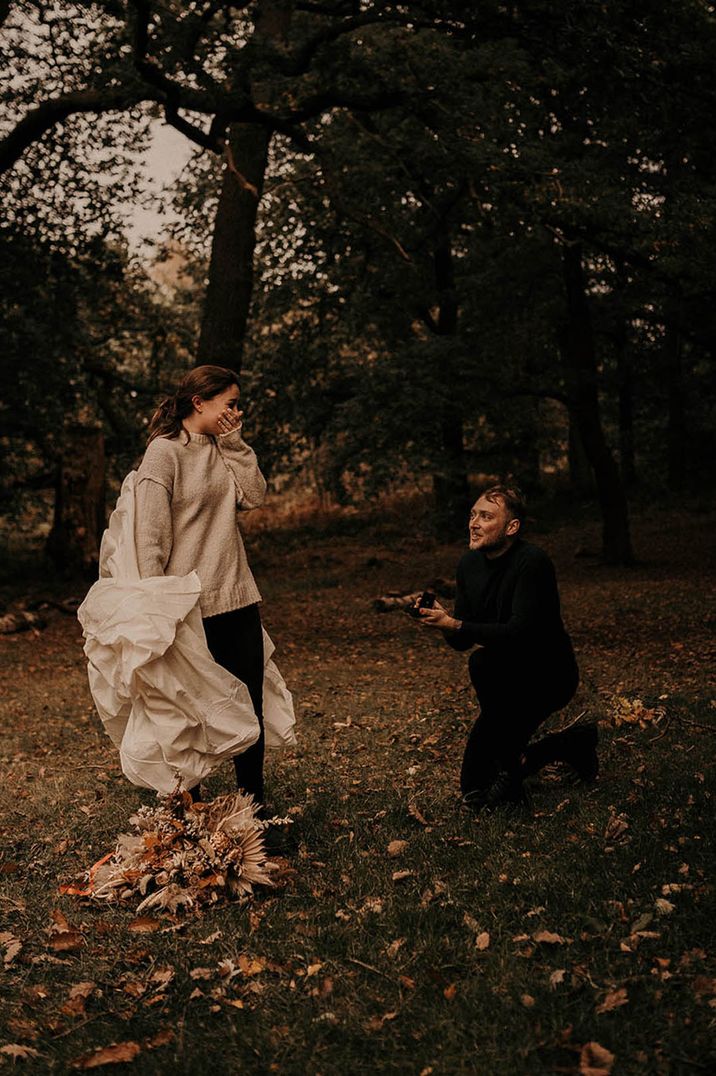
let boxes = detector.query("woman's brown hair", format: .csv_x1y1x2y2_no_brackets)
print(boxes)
147,365,239,444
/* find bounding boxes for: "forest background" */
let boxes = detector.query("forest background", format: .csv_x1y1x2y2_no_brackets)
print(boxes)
1,0,714,567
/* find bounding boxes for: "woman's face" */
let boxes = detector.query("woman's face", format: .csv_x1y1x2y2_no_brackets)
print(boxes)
193,384,241,435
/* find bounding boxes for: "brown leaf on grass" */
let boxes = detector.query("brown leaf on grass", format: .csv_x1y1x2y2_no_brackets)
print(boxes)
443,983,457,1001
408,802,430,827
146,1029,174,1050
127,917,161,933
238,954,266,976
50,909,71,932
400,975,416,990
392,870,414,882
654,898,675,916
149,967,174,988
533,931,564,945
71,1041,141,1068
0,930,22,967
603,811,630,845
199,930,222,945
549,969,566,989
190,967,213,980
521,994,536,1008
61,981,96,1017
385,938,406,959
596,987,628,1014
387,839,409,857
579,1041,615,1075
49,932,84,952
475,932,491,951
0,1044,41,1060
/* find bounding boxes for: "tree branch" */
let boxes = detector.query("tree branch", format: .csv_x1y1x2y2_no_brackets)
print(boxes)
0,86,151,175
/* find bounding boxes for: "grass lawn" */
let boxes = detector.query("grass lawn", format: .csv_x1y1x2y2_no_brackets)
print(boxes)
0,501,714,1073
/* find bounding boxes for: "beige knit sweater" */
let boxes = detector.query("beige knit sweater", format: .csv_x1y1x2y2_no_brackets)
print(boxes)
134,428,266,617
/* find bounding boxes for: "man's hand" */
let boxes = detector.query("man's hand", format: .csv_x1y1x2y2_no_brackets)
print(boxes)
418,600,461,632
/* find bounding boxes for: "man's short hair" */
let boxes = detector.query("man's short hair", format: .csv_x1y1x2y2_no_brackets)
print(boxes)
481,484,527,524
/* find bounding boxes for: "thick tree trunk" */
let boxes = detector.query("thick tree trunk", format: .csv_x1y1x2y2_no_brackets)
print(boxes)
568,409,594,495
197,123,271,371
431,234,471,536
46,424,105,576
664,294,686,489
197,0,293,371
612,258,636,486
561,243,634,564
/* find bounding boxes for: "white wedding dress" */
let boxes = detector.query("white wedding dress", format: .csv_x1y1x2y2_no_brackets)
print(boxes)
77,472,296,793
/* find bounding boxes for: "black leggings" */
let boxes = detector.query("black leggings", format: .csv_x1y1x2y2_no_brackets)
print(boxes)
460,647,578,795
202,603,265,804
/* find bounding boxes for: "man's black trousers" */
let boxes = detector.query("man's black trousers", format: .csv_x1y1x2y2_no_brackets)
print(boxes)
460,646,579,795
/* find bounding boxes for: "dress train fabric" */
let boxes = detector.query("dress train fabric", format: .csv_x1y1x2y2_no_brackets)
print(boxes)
78,471,296,793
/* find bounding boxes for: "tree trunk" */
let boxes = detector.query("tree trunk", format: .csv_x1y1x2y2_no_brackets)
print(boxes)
431,234,471,536
568,408,594,495
197,123,271,371
46,424,105,577
561,243,634,564
613,259,636,486
664,293,686,489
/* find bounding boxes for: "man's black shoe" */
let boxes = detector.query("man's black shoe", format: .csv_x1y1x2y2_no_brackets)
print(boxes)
563,722,599,782
461,786,490,812
462,772,532,813
484,771,532,811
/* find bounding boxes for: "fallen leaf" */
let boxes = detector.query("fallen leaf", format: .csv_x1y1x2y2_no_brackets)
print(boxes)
385,938,406,959
475,932,490,951
238,954,266,976
596,987,628,1014
400,975,416,990
579,1041,615,1075
654,898,675,916
127,917,161,934
387,840,408,857
408,802,430,827
443,983,457,1001
0,1045,41,1060
190,967,213,980
146,1029,174,1049
392,870,414,882
225,999,245,1009
521,994,535,1008
49,932,84,952
533,931,564,945
0,931,22,967
71,1041,142,1068
199,931,222,945
549,969,566,989
50,909,71,933
149,967,174,987
306,962,323,977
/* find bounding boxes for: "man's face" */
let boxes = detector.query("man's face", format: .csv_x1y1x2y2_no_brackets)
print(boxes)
468,495,520,555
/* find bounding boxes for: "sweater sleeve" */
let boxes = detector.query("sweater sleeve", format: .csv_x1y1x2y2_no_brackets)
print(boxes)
134,478,173,577
457,554,557,647
134,439,175,577
216,428,267,510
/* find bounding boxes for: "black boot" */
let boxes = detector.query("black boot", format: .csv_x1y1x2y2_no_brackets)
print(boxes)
523,722,598,782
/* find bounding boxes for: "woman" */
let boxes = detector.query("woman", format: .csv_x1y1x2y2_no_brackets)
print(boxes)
135,364,270,804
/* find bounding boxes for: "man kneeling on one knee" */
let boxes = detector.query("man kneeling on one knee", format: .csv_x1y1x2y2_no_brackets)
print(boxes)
417,484,598,811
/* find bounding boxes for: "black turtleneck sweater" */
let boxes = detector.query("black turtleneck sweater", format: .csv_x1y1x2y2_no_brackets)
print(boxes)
447,538,576,671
